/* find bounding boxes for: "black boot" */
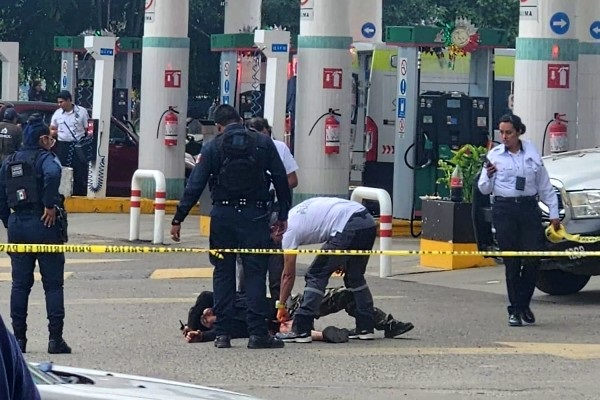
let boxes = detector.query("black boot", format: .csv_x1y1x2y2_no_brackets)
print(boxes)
48,338,72,354
16,338,27,353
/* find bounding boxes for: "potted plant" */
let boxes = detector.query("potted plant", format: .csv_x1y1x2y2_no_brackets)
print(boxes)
436,144,488,203
419,144,493,270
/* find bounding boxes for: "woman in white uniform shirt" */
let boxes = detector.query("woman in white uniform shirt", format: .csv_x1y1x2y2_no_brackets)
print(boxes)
478,114,560,327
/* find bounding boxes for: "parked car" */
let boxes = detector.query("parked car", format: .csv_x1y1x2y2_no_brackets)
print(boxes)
0,101,198,197
474,147,600,295
30,362,263,400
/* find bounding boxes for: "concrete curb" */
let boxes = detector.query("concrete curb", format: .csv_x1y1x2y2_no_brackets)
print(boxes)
64,197,202,216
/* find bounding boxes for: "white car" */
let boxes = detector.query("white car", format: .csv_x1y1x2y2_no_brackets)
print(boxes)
31,362,263,400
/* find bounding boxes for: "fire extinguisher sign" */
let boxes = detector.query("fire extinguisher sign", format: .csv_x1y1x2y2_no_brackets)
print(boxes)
547,64,569,89
164,70,182,88
323,68,343,89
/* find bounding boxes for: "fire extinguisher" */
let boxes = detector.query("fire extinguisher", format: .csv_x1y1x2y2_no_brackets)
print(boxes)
548,113,568,153
284,112,292,149
324,113,341,155
365,116,378,162
162,107,179,146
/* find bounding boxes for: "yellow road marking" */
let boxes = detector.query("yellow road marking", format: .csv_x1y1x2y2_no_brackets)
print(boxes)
0,258,133,268
0,272,74,282
313,342,600,360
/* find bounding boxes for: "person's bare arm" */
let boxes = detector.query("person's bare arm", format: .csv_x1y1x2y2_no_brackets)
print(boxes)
287,171,298,189
279,254,297,304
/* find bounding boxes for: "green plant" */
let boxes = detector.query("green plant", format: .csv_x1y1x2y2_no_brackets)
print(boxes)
437,144,487,203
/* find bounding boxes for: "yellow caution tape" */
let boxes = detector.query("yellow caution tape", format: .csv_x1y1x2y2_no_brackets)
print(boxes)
0,243,600,257
545,224,600,244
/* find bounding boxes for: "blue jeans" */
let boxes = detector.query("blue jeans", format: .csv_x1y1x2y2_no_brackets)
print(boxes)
209,205,271,337
7,211,65,339
293,212,377,333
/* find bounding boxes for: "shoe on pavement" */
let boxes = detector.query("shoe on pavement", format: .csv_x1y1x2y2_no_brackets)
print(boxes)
247,335,285,349
522,308,535,325
275,330,312,343
322,326,349,343
48,339,72,354
16,338,27,354
508,313,522,327
384,321,415,339
214,335,232,348
348,329,375,340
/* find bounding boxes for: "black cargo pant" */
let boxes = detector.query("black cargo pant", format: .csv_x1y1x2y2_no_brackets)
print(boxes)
209,204,272,338
8,211,66,340
289,287,391,331
492,198,545,314
292,211,377,334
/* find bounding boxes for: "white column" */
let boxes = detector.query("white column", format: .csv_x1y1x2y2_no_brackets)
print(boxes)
514,0,578,154
254,29,291,141
84,36,116,199
139,0,190,198
293,0,353,203
348,0,382,43
0,42,19,100
576,1,600,149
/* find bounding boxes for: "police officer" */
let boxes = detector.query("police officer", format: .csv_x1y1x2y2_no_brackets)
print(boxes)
0,108,23,163
170,104,291,349
0,117,71,354
478,114,559,327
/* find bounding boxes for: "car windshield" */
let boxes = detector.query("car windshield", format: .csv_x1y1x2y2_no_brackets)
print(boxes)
28,363,66,385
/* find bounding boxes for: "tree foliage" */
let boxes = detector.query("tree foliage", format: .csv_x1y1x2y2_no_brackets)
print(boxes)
0,0,518,98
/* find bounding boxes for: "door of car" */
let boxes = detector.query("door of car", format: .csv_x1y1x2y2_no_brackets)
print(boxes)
107,118,138,197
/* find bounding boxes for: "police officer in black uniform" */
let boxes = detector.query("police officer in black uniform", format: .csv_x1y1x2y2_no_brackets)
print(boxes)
170,105,291,349
0,116,71,354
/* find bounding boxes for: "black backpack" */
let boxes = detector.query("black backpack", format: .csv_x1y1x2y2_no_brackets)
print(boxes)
217,129,265,198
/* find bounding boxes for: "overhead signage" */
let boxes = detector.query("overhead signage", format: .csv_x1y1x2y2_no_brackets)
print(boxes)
550,12,570,35
272,44,288,53
361,22,376,39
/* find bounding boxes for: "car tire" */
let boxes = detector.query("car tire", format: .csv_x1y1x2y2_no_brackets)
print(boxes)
536,270,591,295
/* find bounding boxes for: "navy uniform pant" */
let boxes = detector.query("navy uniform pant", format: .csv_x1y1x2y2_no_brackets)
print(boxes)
209,205,271,337
492,199,545,314
293,212,377,334
7,212,65,340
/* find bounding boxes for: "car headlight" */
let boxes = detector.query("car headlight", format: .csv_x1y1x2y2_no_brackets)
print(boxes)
569,190,600,218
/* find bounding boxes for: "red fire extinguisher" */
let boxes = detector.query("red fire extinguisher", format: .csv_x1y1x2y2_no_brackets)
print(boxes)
164,109,179,146
549,113,568,153
324,113,340,154
365,116,378,162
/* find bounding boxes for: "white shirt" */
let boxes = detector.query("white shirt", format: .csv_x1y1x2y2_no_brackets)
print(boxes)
51,105,88,142
282,197,366,249
478,139,559,219
272,139,298,175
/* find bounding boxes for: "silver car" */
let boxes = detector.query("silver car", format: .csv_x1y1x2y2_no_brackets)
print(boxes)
31,362,263,400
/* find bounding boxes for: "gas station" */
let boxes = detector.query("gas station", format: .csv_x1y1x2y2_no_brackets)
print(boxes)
2,0,600,225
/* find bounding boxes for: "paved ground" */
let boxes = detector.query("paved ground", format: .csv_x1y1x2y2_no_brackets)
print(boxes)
1,213,600,399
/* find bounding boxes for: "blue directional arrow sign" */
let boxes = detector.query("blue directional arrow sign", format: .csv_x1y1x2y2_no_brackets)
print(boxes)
590,21,600,40
361,22,376,39
550,12,570,35
397,98,406,118
61,76,67,89
399,79,407,95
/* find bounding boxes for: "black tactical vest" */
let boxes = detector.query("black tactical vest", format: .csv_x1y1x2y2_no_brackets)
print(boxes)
4,150,42,209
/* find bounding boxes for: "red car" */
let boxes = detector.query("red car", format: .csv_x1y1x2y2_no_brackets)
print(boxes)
1,100,139,197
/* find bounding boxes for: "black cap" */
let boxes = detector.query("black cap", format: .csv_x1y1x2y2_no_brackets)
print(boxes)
3,108,17,122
